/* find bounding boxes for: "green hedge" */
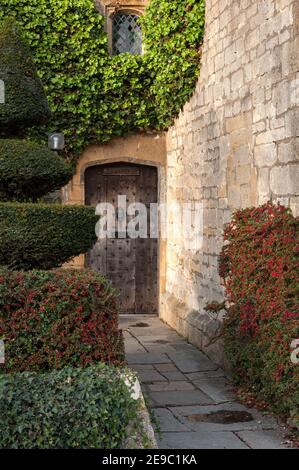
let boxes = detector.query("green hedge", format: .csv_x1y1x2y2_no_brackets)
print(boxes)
219,203,299,418
0,365,138,448
0,140,72,201
0,17,51,133
0,0,205,158
0,268,124,372
0,203,98,270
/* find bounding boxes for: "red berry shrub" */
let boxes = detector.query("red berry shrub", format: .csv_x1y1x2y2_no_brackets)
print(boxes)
0,269,124,372
219,203,299,417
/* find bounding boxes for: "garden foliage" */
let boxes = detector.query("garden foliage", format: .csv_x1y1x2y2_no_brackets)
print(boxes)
0,140,72,201
0,269,124,372
0,203,98,270
0,14,128,447
0,17,51,133
219,203,299,417
0,365,137,448
0,0,206,158
0,19,99,270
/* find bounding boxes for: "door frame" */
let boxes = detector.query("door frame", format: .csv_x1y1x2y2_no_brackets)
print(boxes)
82,157,166,317
61,134,167,317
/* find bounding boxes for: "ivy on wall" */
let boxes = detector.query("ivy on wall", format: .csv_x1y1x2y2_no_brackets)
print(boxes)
0,0,205,160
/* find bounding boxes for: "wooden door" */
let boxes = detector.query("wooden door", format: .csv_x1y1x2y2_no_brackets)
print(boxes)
85,163,158,314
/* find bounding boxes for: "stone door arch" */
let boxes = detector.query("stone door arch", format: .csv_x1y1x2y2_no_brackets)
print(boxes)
85,162,158,314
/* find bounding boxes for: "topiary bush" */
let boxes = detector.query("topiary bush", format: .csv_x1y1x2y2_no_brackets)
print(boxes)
219,203,299,418
0,0,206,158
0,203,98,270
0,269,124,372
0,140,72,201
0,17,72,202
0,365,138,448
0,19,96,269
0,17,51,134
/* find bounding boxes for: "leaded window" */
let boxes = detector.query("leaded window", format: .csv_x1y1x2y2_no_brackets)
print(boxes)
112,13,142,55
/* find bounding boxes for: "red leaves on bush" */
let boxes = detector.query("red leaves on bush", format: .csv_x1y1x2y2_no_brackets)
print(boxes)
219,203,299,416
220,203,298,333
0,269,125,372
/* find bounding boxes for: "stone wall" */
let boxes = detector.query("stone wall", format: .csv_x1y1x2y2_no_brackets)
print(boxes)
161,0,299,366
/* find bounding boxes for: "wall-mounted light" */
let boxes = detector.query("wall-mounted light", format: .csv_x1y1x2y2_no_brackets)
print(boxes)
48,132,65,151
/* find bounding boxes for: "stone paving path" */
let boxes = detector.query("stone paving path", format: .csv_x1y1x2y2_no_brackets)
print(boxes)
120,315,290,450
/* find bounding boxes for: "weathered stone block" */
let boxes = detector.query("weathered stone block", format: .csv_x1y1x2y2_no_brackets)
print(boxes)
254,143,277,167
270,165,299,195
278,139,299,163
228,185,241,208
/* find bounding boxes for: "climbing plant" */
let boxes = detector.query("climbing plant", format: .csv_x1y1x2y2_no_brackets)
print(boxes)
0,0,205,160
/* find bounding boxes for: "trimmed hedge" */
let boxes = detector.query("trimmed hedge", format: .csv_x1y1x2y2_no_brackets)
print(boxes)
0,269,124,372
0,18,51,133
219,203,299,418
0,203,98,270
0,140,72,201
0,0,205,158
0,365,138,448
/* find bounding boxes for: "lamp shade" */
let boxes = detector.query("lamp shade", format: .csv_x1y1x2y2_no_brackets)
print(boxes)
48,132,65,151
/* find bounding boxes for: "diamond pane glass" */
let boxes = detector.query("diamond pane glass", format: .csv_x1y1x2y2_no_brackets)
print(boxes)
112,13,142,55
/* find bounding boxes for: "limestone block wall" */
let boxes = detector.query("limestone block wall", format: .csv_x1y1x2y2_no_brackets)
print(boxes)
161,0,299,366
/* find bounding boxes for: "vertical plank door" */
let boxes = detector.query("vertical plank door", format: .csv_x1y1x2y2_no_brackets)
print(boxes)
85,163,158,314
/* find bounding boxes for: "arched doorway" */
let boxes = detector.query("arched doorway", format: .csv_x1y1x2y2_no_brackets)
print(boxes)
85,162,158,315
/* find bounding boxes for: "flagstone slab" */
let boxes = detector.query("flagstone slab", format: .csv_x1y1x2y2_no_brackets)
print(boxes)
158,431,249,449
186,369,227,380
155,363,178,372
148,390,215,407
128,327,177,338
147,381,195,392
169,402,280,433
236,430,288,449
153,408,191,432
141,335,185,345
141,344,178,354
193,377,236,403
124,340,147,354
127,353,172,364
167,350,218,373
132,364,155,371
159,370,188,382
137,370,168,383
